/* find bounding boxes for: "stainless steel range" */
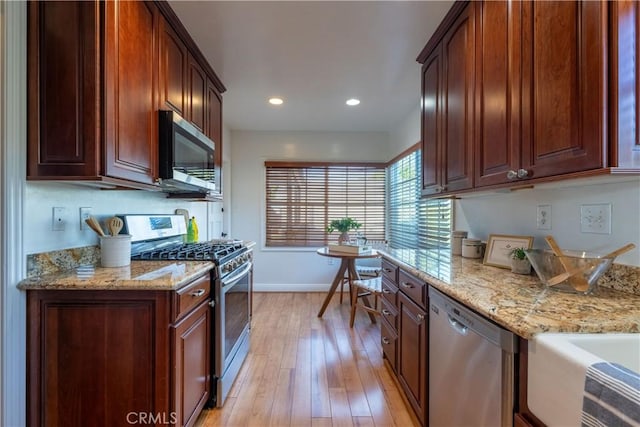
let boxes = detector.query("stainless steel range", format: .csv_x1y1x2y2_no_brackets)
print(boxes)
122,214,252,408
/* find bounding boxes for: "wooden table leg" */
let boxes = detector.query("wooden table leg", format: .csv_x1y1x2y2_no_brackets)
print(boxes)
317,258,349,317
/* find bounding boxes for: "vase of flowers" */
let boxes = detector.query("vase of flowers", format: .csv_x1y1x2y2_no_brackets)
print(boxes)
510,247,532,275
327,217,362,245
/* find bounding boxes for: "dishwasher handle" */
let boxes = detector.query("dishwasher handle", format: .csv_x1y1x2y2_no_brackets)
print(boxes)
447,314,469,335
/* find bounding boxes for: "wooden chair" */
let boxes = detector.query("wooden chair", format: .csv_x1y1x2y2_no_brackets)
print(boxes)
339,264,381,303
349,277,382,327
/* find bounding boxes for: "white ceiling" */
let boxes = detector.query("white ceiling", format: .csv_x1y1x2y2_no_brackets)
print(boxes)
168,1,453,132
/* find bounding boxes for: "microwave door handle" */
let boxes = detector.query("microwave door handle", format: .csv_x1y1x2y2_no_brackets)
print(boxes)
221,262,252,288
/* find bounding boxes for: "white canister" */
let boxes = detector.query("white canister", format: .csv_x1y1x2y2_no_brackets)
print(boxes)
451,230,468,255
100,235,132,267
461,238,483,259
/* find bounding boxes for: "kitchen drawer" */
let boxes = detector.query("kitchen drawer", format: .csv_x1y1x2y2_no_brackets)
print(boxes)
381,318,398,372
174,273,210,322
381,297,398,331
381,259,398,284
398,268,426,310
381,277,398,306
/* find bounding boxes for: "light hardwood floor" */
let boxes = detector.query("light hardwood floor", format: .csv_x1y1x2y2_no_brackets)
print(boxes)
195,292,419,427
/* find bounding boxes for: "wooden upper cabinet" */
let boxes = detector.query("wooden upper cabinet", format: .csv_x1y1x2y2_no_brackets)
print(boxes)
159,17,188,116
520,0,606,179
421,49,442,196
420,2,474,196
474,0,522,187
206,79,223,194
441,3,475,193
611,0,640,170
104,0,158,185
27,1,101,178
188,57,207,131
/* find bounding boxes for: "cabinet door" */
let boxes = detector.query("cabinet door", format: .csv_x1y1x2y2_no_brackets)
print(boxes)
521,1,605,178
441,3,475,193
188,57,207,131
104,0,158,184
172,301,211,427
27,1,100,178
159,17,187,116
474,1,522,187
421,48,442,196
397,292,428,424
27,291,171,427
611,0,640,169
206,79,223,193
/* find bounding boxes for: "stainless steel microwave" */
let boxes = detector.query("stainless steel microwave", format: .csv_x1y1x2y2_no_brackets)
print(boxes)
158,110,216,194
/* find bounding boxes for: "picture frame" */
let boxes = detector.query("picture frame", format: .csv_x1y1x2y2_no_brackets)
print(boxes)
483,234,534,269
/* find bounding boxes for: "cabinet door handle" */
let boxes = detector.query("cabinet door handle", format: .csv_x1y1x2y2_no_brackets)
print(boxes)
416,313,425,322
382,288,391,294
208,300,216,308
382,337,390,345
382,309,391,316
506,170,518,180
401,282,413,289
517,168,530,178
191,289,206,297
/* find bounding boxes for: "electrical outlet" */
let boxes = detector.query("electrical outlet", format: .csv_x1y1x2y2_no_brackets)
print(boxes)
580,203,612,234
52,207,67,231
79,207,92,230
536,204,552,230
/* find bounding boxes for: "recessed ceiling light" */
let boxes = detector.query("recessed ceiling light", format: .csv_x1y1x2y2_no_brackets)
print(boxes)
346,98,360,106
268,97,284,105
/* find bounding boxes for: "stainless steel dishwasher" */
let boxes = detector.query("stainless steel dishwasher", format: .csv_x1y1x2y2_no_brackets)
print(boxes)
428,287,518,427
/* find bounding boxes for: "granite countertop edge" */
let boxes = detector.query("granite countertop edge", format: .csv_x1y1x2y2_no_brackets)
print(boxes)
18,261,215,291
379,251,640,340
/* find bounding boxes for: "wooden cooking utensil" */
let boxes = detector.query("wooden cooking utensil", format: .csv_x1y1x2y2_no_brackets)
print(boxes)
107,216,124,236
602,243,636,259
544,236,589,291
85,216,106,237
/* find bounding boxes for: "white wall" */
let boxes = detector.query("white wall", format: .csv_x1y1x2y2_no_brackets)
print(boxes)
229,130,390,289
454,178,640,266
24,183,218,254
389,104,420,152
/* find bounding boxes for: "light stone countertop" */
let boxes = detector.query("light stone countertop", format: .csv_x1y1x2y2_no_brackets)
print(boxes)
381,248,640,339
18,261,214,291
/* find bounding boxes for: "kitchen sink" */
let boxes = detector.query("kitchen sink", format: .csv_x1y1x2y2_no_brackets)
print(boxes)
527,333,640,427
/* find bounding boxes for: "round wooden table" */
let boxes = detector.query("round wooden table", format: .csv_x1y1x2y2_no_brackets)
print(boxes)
315,247,380,318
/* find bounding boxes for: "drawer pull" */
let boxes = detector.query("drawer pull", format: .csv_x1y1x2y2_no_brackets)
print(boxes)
382,309,391,316
382,289,391,294
383,268,393,273
416,313,425,322
191,289,206,297
401,282,413,289
382,337,390,345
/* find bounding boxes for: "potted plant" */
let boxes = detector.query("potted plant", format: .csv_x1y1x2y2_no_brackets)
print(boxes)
510,247,532,275
327,217,362,245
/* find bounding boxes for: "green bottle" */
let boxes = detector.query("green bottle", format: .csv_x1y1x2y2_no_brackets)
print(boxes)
187,217,196,243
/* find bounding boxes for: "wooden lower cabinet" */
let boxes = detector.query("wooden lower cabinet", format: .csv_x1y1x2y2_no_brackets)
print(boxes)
26,274,211,427
397,292,428,425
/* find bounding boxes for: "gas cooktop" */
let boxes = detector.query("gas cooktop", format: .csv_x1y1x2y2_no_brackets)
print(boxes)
132,241,245,262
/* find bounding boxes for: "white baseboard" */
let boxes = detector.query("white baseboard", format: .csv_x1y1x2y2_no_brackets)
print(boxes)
253,283,332,292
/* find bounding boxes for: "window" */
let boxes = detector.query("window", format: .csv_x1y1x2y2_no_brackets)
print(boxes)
387,145,452,249
265,162,386,247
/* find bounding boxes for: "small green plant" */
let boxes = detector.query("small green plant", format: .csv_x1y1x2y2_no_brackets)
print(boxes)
510,247,527,260
326,217,361,234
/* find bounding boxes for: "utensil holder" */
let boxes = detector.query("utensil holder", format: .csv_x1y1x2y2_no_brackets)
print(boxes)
100,235,132,267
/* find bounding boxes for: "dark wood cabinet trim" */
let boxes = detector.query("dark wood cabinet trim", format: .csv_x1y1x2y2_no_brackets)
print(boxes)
417,1,470,64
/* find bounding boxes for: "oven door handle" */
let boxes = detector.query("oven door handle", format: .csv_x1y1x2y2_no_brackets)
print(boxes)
221,262,252,288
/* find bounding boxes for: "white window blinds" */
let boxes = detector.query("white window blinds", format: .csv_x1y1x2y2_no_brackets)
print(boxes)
387,146,452,249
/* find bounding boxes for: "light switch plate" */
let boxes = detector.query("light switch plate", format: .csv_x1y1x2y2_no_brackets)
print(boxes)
580,203,611,234
79,207,92,230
